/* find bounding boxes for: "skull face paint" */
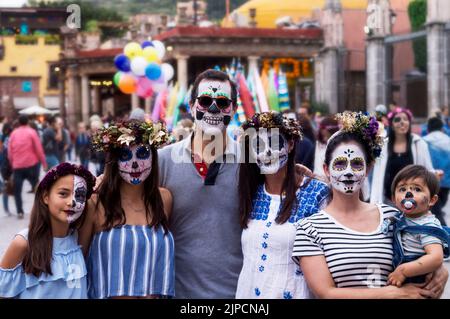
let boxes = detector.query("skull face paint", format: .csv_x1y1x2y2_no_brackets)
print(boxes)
118,144,152,185
67,175,87,224
250,129,289,175
328,143,366,195
194,80,233,135
393,177,432,216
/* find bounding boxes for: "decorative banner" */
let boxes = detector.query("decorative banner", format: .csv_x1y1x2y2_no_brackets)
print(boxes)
278,71,290,112
268,68,280,112
237,73,255,119
250,65,269,113
263,58,307,79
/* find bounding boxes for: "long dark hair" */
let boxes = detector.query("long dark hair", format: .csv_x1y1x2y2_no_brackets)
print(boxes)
23,180,86,277
318,115,339,145
387,112,412,158
96,146,168,232
238,134,301,228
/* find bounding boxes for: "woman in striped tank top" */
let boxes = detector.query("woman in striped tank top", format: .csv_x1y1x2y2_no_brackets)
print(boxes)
292,112,448,299
79,119,175,299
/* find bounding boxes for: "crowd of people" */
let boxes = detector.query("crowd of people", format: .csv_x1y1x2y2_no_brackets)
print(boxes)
0,69,449,299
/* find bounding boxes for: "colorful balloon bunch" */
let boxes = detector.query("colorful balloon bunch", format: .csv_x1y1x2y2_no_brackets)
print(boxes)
113,40,175,98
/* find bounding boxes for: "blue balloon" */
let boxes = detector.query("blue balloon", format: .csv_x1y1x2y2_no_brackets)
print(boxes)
114,54,131,72
141,41,154,48
145,63,162,80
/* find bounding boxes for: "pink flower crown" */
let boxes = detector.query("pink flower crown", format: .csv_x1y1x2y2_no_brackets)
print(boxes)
387,107,413,122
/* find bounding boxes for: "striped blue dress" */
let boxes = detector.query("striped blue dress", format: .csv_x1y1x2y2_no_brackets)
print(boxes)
87,224,175,299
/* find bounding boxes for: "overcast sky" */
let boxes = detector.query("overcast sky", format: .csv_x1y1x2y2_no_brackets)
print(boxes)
0,0,28,7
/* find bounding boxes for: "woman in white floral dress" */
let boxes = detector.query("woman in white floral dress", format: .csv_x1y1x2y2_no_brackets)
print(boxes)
236,112,329,299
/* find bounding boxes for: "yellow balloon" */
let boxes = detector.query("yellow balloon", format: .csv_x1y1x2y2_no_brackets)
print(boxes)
124,42,142,59
142,47,159,63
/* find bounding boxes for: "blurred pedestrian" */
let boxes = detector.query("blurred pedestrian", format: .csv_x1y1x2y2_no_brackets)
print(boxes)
75,122,91,169
370,107,441,205
7,115,47,219
313,115,339,179
42,116,60,170
89,120,105,176
423,117,450,226
0,123,13,215
55,117,70,163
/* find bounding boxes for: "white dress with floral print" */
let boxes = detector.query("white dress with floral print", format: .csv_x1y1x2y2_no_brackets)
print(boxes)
235,179,329,299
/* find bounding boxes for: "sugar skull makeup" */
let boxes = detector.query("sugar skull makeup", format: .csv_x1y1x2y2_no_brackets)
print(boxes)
118,144,152,185
67,175,87,223
250,129,289,175
394,177,432,216
194,80,233,135
329,143,366,195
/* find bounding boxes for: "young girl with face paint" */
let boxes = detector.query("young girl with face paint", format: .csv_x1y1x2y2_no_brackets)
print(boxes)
79,119,175,299
388,165,450,287
236,112,329,299
370,107,442,205
292,112,448,299
0,163,96,298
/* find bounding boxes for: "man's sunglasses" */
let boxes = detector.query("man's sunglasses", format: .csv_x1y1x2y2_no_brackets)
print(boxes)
197,96,232,109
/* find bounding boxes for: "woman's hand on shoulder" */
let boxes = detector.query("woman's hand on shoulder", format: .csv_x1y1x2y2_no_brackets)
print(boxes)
159,187,173,220
0,235,28,269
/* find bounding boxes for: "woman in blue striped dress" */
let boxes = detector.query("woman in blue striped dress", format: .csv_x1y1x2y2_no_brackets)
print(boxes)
79,119,175,299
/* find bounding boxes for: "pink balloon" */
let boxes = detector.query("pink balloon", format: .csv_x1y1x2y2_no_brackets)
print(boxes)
136,77,154,98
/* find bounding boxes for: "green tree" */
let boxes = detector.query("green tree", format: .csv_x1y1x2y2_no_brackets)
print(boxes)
408,0,427,72
29,0,126,41
207,0,247,21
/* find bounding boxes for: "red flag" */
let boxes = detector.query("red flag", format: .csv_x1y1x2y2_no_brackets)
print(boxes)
238,73,255,118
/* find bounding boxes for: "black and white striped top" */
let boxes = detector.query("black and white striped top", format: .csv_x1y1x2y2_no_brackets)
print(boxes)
292,204,398,288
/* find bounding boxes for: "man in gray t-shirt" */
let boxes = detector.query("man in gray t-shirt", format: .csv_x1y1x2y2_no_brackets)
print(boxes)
158,69,242,298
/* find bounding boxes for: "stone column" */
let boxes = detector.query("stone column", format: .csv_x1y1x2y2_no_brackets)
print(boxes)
176,55,189,92
67,65,81,133
92,86,100,115
427,0,450,115
81,74,90,124
58,69,66,121
131,93,139,109
144,97,152,114
314,0,344,114
365,0,392,112
366,38,388,112
247,56,259,75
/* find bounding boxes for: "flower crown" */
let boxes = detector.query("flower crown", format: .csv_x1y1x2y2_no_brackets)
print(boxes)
387,107,413,122
91,119,169,152
334,111,384,159
242,112,303,140
38,162,96,199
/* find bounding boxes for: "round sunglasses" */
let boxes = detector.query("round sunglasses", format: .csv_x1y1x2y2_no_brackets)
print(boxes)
196,95,232,109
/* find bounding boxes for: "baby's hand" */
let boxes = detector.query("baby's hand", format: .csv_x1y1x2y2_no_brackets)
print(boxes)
388,268,407,287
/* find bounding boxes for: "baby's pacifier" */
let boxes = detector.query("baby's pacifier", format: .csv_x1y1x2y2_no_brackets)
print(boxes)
400,198,417,212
